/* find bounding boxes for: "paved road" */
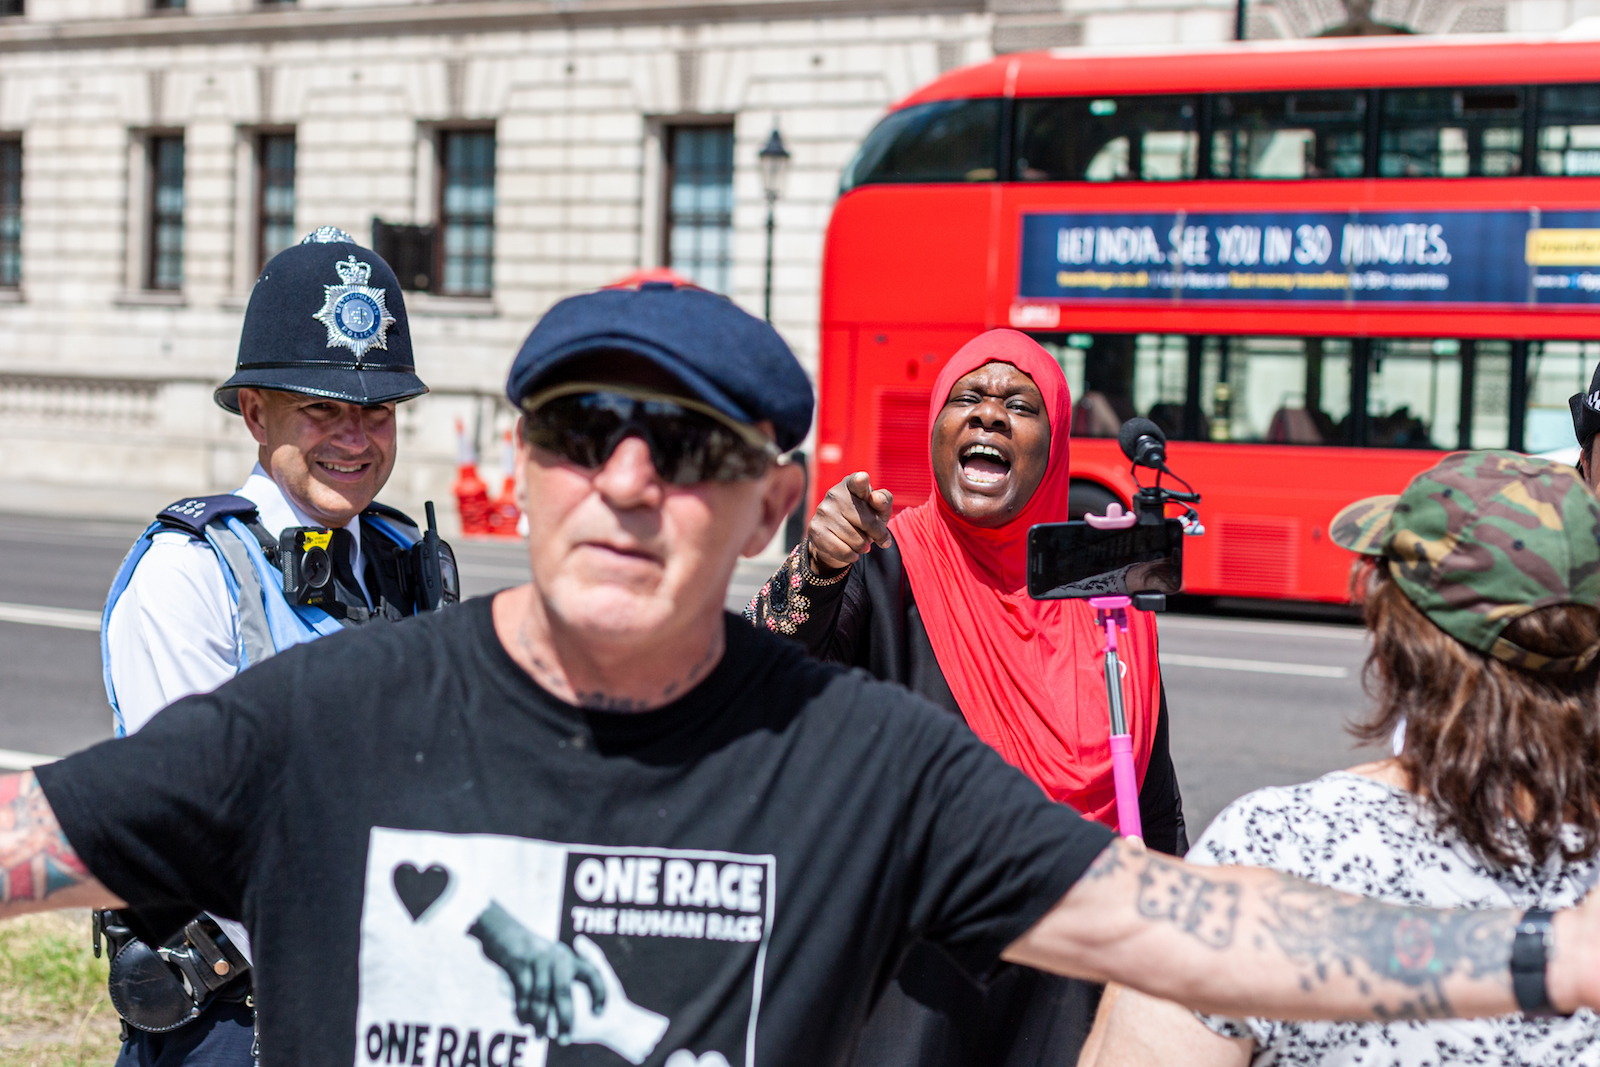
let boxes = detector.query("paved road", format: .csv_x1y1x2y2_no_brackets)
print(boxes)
0,513,1383,839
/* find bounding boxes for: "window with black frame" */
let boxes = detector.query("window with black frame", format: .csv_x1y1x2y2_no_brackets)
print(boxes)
839,100,1000,189
258,133,295,270
0,139,18,288
1036,332,1519,450
438,129,494,296
1379,87,1524,177
665,125,735,294
1013,96,1198,182
1211,91,1366,179
1539,84,1600,176
148,135,184,290
0,0,21,16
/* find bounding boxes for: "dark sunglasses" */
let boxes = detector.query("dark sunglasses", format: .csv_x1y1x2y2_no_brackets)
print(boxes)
520,382,781,485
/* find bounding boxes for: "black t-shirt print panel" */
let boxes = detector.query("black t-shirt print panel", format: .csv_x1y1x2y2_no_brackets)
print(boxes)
37,597,1113,1067
359,832,775,1067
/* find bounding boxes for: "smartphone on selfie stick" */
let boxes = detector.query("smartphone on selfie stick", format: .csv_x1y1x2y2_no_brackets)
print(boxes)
1025,418,1203,842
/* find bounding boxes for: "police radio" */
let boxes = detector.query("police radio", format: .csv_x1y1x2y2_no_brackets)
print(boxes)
410,502,460,611
280,528,337,607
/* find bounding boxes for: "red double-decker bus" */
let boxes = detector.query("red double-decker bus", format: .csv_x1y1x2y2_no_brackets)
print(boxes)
818,35,1600,603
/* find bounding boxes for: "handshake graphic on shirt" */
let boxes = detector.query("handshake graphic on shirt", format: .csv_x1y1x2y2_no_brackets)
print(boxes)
468,900,670,1065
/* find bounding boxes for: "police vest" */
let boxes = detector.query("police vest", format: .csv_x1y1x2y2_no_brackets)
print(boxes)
101,494,423,736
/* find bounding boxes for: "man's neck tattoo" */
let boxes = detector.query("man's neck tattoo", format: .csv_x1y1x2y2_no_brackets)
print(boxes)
515,614,722,712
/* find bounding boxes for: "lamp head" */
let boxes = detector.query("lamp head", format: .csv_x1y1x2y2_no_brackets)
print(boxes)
758,128,791,198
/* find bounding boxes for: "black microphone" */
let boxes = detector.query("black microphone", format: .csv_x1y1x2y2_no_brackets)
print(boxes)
1118,418,1167,470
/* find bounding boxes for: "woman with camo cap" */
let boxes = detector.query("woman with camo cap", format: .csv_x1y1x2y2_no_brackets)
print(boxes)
1082,450,1600,1067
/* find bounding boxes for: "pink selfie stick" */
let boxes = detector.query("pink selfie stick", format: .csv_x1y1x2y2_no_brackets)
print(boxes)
1089,595,1142,843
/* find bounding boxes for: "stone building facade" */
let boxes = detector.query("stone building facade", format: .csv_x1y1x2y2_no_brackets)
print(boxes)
0,0,1584,533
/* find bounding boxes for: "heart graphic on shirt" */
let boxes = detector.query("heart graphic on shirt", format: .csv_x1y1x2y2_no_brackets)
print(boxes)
392,863,451,921
663,1053,731,1067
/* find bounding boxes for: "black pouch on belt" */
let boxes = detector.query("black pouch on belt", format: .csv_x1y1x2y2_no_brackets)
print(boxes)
95,910,252,1033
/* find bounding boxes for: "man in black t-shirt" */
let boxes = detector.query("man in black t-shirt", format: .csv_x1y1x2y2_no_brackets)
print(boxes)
8,282,1600,1067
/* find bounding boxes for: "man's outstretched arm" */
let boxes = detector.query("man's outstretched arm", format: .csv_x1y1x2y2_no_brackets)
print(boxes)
1005,838,1595,1021
0,772,123,916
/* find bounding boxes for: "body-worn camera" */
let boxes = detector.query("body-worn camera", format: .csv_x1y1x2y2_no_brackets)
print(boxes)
280,528,336,608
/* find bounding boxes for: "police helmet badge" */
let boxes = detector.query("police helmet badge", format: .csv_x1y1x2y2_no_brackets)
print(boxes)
313,255,396,362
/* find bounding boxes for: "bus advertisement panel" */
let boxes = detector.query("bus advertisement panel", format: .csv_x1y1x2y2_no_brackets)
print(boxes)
1018,210,1600,306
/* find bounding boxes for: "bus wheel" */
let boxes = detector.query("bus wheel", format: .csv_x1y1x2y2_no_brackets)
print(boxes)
1067,480,1122,521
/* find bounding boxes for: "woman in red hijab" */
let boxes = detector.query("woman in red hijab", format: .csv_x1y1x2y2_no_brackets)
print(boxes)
748,329,1184,1067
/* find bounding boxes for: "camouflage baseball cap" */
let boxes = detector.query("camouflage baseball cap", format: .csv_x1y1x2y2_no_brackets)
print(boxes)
1330,451,1600,672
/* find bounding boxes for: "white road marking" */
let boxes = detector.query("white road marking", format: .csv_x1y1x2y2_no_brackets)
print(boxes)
459,565,530,581
1160,652,1349,679
0,748,60,770
0,602,101,631
1159,615,1365,641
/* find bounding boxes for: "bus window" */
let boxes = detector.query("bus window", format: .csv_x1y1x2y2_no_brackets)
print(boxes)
839,99,1001,190
1366,339,1468,448
1379,87,1524,177
1525,340,1600,452
1201,337,1353,445
1211,92,1366,179
1465,341,1512,451
1539,85,1600,176
1045,334,1191,437
1013,96,1198,182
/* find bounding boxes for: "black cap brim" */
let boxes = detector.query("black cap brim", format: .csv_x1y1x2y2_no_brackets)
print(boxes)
215,366,429,414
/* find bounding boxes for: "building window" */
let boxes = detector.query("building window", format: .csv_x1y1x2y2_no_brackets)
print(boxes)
148,135,184,290
0,0,22,16
0,140,19,288
665,125,735,293
438,129,494,296
151,0,184,10
258,133,295,269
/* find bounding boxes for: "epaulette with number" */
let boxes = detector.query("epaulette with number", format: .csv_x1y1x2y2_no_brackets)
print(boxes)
155,495,260,537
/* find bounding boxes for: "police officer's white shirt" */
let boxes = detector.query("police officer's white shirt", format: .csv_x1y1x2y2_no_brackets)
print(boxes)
106,463,373,736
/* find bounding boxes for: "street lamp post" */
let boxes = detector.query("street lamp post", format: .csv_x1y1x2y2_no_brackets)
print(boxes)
758,126,791,324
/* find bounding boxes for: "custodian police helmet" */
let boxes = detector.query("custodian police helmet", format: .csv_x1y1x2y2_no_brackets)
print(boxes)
214,226,429,414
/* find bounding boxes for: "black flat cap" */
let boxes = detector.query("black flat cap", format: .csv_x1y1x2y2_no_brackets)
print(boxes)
506,282,813,451
216,227,429,414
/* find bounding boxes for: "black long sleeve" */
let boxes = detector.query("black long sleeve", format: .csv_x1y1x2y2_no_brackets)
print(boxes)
744,541,870,662
1136,683,1188,857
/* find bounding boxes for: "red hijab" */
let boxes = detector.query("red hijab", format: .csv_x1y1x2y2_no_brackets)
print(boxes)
887,330,1161,830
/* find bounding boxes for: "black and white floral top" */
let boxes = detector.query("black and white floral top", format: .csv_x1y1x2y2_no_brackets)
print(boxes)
1190,771,1600,1065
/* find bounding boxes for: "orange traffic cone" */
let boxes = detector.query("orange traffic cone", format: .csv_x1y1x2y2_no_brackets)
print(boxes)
452,418,492,535
487,430,522,537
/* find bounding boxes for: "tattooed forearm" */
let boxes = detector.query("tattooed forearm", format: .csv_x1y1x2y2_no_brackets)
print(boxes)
0,773,90,903
1135,858,1242,949
1258,875,1515,1020
1013,841,1537,1022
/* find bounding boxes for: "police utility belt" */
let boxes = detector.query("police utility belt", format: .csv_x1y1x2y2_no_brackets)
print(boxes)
97,495,460,1034
94,911,252,1034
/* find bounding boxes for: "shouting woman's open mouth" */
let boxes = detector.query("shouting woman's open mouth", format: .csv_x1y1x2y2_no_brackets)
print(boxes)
958,441,1012,489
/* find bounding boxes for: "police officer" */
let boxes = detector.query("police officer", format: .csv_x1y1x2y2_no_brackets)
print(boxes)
100,226,451,1066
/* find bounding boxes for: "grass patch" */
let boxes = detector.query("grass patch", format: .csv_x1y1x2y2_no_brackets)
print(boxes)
0,911,120,1067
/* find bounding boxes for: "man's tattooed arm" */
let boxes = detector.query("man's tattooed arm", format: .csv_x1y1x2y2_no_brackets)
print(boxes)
1004,838,1595,1022
0,773,121,913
